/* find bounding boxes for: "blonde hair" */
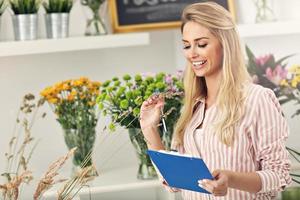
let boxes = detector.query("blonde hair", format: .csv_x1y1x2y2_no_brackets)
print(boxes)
173,2,250,147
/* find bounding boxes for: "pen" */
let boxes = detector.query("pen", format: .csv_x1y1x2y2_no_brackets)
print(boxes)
154,91,168,133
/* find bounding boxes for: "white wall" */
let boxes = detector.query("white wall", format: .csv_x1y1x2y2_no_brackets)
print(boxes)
0,0,300,199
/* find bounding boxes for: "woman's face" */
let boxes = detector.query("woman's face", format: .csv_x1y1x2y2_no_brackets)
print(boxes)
182,21,223,78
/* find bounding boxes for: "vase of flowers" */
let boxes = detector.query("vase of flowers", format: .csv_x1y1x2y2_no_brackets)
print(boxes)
128,128,157,179
9,0,40,40
40,77,101,176
97,72,184,179
252,0,276,23
43,0,73,39
81,0,107,36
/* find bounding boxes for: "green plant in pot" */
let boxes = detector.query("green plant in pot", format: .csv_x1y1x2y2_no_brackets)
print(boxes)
43,0,73,38
97,72,184,179
9,0,41,40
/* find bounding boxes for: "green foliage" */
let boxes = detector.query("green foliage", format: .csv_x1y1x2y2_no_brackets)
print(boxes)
0,0,7,15
80,0,105,12
10,0,40,14
97,72,184,148
43,0,72,13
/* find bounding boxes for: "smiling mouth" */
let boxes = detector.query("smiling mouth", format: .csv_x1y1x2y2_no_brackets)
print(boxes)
192,60,207,68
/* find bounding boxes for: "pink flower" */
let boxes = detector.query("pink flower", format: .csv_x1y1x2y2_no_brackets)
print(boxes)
165,74,173,84
265,65,288,85
141,72,155,78
255,54,272,67
176,70,184,79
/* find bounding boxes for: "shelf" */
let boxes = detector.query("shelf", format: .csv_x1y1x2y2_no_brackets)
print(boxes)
43,166,161,199
237,20,300,38
0,32,150,57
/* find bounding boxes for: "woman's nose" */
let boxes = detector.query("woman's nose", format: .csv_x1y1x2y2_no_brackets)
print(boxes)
188,47,199,59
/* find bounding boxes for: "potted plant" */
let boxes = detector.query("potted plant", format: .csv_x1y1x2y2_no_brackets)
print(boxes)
97,72,184,179
9,0,40,40
43,0,73,39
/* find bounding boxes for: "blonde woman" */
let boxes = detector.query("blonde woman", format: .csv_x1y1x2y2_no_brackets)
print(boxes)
140,2,291,200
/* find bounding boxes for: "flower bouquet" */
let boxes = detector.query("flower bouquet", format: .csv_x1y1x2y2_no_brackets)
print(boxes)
246,46,299,117
246,46,300,196
40,77,101,175
97,72,184,179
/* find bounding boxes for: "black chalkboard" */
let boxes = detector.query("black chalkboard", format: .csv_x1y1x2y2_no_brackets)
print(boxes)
109,0,235,33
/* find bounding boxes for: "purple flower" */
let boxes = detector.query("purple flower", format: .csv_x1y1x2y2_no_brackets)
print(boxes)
165,74,173,84
255,54,273,67
265,65,288,85
176,70,184,79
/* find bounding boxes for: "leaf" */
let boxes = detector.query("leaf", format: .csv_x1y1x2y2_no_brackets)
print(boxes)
275,54,296,67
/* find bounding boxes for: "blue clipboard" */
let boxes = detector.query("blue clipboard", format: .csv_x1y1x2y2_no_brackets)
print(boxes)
147,150,213,193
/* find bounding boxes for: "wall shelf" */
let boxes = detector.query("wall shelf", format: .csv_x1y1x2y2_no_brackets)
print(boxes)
0,32,150,57
237,20,300,38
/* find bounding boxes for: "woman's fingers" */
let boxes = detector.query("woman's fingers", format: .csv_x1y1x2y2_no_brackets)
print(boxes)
198,179,219,194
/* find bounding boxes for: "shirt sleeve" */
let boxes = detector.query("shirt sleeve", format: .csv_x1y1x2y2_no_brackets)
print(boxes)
251,88,291,194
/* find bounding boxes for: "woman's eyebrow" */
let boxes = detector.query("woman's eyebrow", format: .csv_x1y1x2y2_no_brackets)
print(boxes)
182,37,209,42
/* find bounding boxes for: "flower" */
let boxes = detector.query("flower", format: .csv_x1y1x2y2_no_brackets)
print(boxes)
40,77,101,167
41,77,101,130
97,72,184,149
246,46,300,184
246,46,299,116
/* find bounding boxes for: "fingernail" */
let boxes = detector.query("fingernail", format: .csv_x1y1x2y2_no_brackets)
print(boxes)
202,179,208,183
198,183,203,188
198,180,203,184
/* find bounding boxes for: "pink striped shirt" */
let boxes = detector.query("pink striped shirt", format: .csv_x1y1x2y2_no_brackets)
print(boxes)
178,83,291,200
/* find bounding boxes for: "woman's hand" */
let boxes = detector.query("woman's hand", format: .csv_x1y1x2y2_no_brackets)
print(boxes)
198,170,230,196
140,94,164,131
139,94,165,149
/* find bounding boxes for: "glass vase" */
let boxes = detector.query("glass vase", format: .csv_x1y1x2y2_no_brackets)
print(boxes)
81,0,107,36
253,0,276,23
128,128,157,180
85,11,107,36
63,126,96,176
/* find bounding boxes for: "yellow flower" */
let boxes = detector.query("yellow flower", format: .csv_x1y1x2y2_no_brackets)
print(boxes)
67,94,75,101
73,80,83,87
71,90,77,96
288,65,300,74
291,77,300,88
49,98,59,104
93,81,101,88
79,77,89,84
280,79,289,87
62,83,71,90
88,101,95,106
40,87,52,97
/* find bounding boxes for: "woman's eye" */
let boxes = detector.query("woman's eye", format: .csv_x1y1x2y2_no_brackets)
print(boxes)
198,44,207,48
183,45,190,49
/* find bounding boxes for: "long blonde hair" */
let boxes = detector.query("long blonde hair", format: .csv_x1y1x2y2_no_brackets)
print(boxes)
173,2,250,147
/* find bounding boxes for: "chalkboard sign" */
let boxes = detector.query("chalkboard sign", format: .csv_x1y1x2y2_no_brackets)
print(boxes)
109,0,236,33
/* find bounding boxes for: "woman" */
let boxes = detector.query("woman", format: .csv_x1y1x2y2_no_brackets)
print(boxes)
139,2,291,200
